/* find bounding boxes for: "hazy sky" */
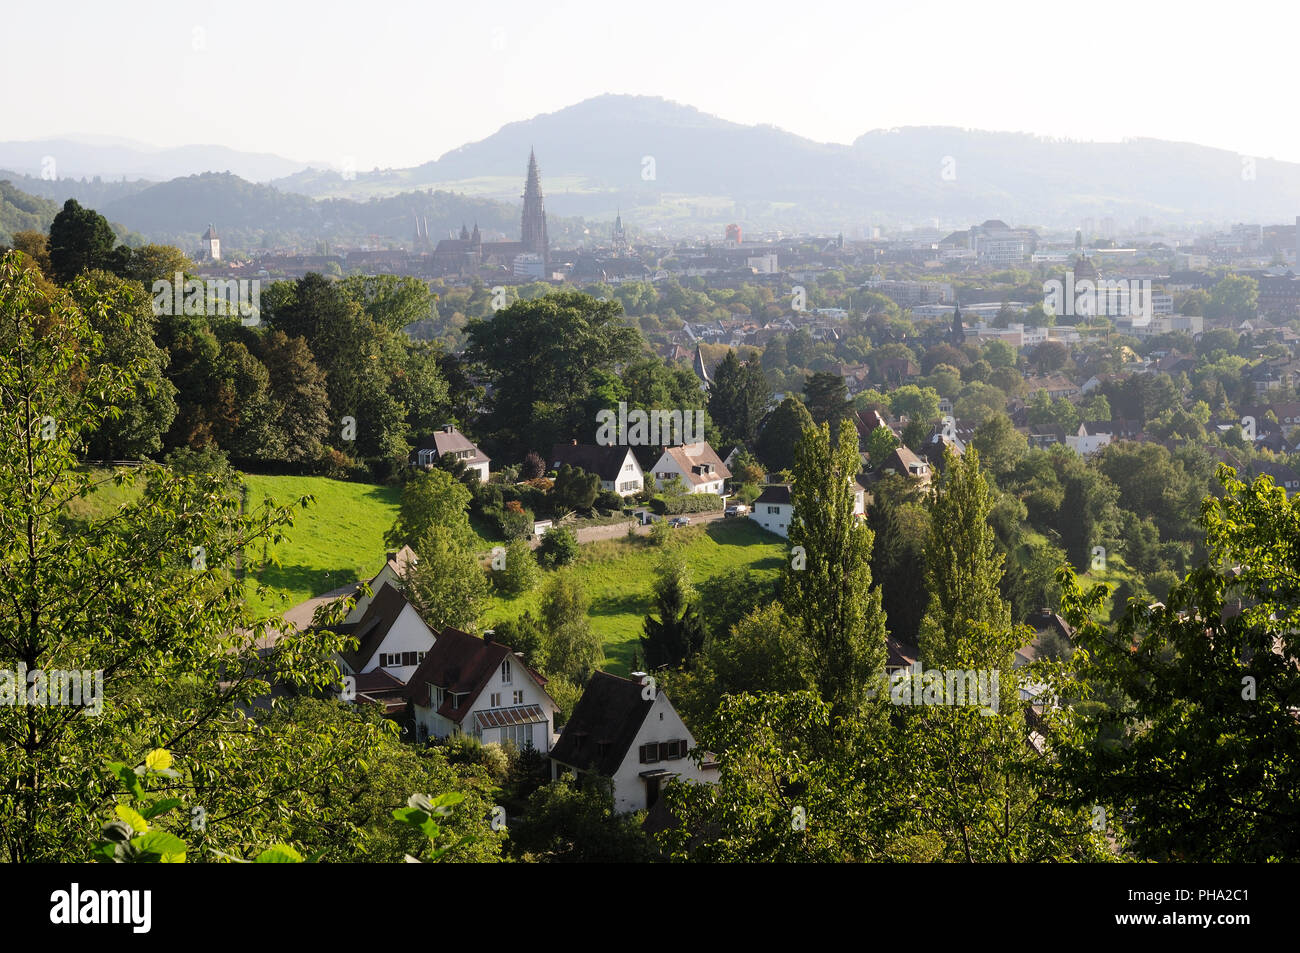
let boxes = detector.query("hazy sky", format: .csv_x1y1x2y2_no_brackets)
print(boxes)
4,0,1294,169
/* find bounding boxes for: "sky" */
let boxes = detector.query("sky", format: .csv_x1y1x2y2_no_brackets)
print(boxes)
3,0,1296,170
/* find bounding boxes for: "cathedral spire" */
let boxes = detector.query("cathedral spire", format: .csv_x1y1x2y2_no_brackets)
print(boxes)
521,149,549,275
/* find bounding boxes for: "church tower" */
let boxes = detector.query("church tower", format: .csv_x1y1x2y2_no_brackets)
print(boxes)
950,302,964,345
521,149,550,275
199,223,220,262
612,209,627,255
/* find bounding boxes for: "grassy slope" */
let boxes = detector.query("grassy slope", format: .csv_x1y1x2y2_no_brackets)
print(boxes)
65,470,789,670
241,474,402,617
486,518,787,675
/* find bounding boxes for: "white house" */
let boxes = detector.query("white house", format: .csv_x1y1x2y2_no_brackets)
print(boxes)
748,481,866,539
343,546,418,623
549,441,644,496
879,446,932,486
650,441,730,495
1065,419,1140,456
336,582,438,687
406,628,558,751
550,671,718,813
411,424,490,482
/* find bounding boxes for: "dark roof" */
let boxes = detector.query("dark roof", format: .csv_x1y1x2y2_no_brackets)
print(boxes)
886,635,919,669
550,671,654,777
338,582,413,673
405,628,547,725
550,443,636,482
753,484,792,505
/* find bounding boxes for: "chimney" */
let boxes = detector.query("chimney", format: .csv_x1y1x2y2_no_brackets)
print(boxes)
442,423,454,433
483,629,494,643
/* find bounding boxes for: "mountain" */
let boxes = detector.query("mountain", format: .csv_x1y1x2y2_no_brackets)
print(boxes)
275,95,1300,231
0,139,314,183
95,172,550,254
0,180,61,245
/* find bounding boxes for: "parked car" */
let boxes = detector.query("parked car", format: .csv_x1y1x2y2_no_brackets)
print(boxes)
669,516,691,528
725,504,750,517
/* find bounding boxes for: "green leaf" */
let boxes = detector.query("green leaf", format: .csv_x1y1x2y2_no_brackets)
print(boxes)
253,844,303,863
133,831,187,863
115,804,149,833
144,749,173,773
142,798,182,820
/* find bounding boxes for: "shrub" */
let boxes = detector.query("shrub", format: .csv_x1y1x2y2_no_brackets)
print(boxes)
658,493,724,515
648,519,673,546
595,489,624,511
494,538,540,595
537,526,580,568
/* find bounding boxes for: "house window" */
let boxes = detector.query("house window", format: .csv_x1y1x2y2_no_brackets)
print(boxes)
490,692,501,707
639,743,660,764
502,723,534,749
512,690,525,705
500,659,512,684
402,651,417,666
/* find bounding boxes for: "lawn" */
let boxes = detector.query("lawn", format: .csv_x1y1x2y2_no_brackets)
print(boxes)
485,518,787,675
241,474,403,617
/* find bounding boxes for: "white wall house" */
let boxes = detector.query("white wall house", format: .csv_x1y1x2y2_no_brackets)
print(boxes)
550,671,718,814
411,425,490,482
336,582,438,686
749,482,866,539
407,628,558,752
344,546,418,623
549,442,644,496
650,441,730,495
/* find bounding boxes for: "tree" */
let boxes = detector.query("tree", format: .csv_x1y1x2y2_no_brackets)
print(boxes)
553,464,600,513
47,199,123,284
868,494,928,647
755,396,815,473
509,779,656,862
386,468,473,549
784,420,887,719
257,331,332,462
493,537,539,595
970,413,1027,481
888,384,940,425
0,250,354,861
865,425,900,468
539,572,604,682
707,349,771,447
466,292,643,458
71,270,177,462
802,371,852,429
640,551,707,671
1056,467,1300,860
1206,274,1258,320
918,447,1012,667
1030,341,1069,374
520,450,546,480
537,525,579,568
488,612,546,670
404,526,491,632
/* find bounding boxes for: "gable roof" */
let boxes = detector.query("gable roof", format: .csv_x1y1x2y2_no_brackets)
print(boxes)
413,426,489,465
753,483,792,506
550,443,638,482
338,582,416,673
550,671,655,776
657,441,731,485
405,628,546,725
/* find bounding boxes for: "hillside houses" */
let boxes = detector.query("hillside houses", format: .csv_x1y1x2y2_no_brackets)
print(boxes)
407,628,559,750
550,671,718,813
651,441,730,495
550,441,645,496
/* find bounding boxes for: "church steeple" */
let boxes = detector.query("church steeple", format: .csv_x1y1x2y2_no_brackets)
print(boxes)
521,148,549,274
950,302,964,345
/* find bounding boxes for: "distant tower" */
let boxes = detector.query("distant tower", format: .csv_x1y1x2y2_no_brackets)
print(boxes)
459,223,470,241
521,149,550,275
612,209,627,255
199,223,220,261
471,222,481,247
950,303,964,345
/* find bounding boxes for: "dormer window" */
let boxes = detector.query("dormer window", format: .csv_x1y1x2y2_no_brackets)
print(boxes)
500,659,512,684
